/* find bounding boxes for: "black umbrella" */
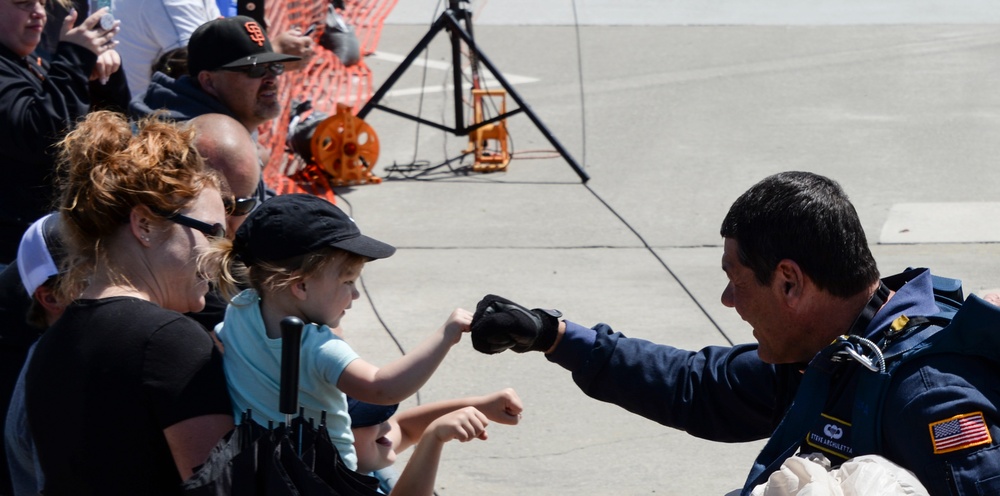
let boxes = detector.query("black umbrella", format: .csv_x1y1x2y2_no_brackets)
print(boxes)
183,317,382,496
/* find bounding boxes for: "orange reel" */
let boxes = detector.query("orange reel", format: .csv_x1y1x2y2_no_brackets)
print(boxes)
310,103,382,187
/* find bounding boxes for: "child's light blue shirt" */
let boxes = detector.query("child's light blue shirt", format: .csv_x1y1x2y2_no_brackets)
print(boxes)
217,289,361,470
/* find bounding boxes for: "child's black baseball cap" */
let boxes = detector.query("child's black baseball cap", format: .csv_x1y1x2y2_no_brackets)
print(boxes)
233,194,396,264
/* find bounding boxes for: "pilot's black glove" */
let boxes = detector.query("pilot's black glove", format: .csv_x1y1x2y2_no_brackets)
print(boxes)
471,294,562,354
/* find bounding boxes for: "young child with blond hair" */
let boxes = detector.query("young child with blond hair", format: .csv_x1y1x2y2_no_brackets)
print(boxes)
208,194,471,471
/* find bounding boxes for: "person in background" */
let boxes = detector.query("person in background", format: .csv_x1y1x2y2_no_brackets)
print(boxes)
2,213,67,496
112,0,219,96
189,113,262,238
0,0,128,264
113,0,314,97
349,388,523,495
0,213,65,495
25,110,233,494
184,112,262,333
130,15,303,215
130,15,301,135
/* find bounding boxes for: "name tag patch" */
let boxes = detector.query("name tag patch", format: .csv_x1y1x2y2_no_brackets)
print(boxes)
806,413,854,461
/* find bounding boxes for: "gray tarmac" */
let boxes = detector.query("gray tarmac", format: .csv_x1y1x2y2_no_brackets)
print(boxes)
330,2,1000,494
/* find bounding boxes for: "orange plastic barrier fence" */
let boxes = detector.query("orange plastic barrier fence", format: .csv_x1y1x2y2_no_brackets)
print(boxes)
260,0,398,202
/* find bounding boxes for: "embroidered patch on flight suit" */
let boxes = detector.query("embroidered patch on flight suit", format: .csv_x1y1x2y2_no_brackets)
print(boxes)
929,412,992,454
806,413,854,461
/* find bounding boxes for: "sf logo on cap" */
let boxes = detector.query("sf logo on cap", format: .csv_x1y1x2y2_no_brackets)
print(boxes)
245,21,266,46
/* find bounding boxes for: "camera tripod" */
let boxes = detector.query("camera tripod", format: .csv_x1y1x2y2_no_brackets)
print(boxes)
357,0,590,183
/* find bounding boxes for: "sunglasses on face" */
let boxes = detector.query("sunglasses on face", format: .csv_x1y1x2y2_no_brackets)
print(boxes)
223,195,259,217
166,212,227,239
221,61,285,78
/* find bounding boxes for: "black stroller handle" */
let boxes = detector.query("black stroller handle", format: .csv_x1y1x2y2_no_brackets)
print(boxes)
279,316,305,416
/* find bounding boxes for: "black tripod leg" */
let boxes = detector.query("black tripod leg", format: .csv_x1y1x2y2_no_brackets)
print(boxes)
449,6,466,131
442,12,590,183
359,8,590,183
358,13,450,120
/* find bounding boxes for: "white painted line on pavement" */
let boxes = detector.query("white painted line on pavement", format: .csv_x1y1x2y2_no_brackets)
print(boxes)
880,203,1000,244
369,51,539,99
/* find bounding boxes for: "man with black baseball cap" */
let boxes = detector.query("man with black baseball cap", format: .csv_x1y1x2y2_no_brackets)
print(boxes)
130,15,300,135
131,16,301,239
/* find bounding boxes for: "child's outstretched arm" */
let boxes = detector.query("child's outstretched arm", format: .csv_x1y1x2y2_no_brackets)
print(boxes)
389,407,489,496
338,308,472,405
391,388,522,453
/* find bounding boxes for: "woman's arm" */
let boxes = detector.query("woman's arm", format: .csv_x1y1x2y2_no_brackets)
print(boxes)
163,414,233,480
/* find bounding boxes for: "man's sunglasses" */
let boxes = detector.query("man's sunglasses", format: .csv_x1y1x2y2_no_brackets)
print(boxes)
223,195,259,217
221,61,285,78
166,212,227,239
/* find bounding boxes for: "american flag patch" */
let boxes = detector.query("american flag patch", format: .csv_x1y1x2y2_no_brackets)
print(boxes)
929,412,992,454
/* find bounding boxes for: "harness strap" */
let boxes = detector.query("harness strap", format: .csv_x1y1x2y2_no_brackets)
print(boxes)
849,304,968,457
850,315,951,455
741,282,890,495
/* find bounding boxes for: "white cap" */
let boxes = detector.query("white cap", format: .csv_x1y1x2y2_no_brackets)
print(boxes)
16,213,62,296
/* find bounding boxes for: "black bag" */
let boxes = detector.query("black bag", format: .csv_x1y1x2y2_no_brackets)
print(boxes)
182,316,381,496
319,3,361,67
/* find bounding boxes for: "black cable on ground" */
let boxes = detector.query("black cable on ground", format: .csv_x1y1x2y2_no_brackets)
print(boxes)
581,183,734,346
570,0,588,168
569,0,732,345
382,0,444,182
335,195,423,404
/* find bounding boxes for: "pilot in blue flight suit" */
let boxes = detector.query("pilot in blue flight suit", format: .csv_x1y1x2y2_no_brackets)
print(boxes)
469,171,1000,495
